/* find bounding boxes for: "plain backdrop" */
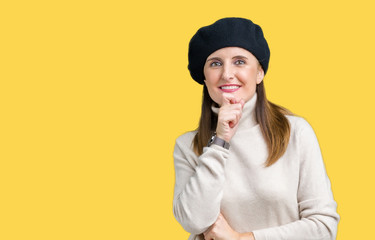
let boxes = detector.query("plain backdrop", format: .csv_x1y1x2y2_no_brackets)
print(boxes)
1,0,374,239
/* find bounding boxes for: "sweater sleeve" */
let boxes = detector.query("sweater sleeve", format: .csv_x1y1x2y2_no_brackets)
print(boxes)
172,134,229,234
253,119,340,240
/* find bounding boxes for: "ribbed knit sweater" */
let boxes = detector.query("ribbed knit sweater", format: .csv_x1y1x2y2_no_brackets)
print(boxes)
172,93,339,240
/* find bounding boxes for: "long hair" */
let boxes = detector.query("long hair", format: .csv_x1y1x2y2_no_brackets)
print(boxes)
192,82,292,167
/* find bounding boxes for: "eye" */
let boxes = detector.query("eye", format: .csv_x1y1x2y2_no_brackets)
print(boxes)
210,61,222,67
234,59,245,65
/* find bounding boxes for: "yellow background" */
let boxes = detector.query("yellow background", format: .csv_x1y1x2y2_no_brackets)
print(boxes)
1,0,374,239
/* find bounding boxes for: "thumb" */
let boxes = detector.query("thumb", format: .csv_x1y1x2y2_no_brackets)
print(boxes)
222,93,235,106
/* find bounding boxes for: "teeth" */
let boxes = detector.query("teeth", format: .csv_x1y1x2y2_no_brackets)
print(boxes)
221,86,239,89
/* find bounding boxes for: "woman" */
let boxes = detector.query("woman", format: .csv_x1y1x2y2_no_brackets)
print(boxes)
172,17,339,240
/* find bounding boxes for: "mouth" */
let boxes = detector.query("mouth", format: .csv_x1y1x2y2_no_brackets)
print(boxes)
219,84,241,93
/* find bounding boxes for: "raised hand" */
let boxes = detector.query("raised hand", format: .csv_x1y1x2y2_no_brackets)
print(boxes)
216,93,245,142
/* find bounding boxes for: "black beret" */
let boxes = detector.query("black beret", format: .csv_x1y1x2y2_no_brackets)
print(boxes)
188,17,270,85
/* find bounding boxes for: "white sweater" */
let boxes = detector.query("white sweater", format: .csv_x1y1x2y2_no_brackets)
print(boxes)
172,93,340,240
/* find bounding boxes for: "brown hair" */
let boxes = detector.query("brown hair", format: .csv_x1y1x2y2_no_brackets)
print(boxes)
193,82,292,167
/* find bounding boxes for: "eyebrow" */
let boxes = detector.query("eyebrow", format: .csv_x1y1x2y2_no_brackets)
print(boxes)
206,57,222,62
233,55,248,60
206,55,248,62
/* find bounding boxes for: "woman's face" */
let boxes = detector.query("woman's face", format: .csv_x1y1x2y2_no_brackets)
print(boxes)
203,47,264,106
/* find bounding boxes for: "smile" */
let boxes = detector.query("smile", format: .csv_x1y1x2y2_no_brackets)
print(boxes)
219,85,241,92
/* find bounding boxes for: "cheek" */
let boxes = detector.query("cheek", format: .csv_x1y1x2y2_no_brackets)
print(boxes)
204,69,220,83
204,80,222,105
205,82,220,98
238,68,258,85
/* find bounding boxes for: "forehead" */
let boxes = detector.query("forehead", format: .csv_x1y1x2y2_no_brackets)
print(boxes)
207,47,256,59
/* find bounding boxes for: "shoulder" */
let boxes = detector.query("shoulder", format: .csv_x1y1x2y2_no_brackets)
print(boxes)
286,115,315,135
174,130,198,156
174,130,199,166
286,115,320,150
175,130,197,147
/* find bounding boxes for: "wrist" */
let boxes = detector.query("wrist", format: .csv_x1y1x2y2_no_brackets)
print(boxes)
239,232,255,240
208,133,230,150
216,133,230,143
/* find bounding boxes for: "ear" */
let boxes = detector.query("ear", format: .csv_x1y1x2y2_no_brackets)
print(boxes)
256,66,264,84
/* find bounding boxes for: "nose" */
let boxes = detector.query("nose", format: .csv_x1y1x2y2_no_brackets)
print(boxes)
221,64,235,82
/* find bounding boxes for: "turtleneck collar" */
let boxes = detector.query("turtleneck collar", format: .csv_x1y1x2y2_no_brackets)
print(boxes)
211,93,258,130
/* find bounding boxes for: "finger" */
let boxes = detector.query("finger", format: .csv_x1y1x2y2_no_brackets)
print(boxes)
230,102,244,111
220,103,242,114
229,110,242,128
222,93,235,106
203,222,215,236
222,112,238,128
236,109,243,123
229,97,242,105
203,231,213,240
240,99,245,109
